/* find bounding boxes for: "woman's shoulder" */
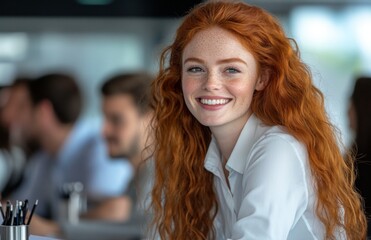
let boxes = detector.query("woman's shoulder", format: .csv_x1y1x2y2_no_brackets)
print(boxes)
248,122,309,171
254,119,305,154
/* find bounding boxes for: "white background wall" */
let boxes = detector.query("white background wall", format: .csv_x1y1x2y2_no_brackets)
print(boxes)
0,5,370,146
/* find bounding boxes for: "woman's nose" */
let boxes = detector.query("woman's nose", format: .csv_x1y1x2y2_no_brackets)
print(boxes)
202,72,221,91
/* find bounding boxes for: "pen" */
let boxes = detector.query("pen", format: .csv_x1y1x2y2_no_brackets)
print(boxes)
23,200,28,225
3,201,11,225
9,204,14,226
23,199,28,215
14,200,19,225
27,199,38,225
1,199,41,226
0,202,5,220
19,210,24,226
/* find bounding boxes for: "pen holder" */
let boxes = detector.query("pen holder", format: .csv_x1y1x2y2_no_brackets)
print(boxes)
0,225,29,240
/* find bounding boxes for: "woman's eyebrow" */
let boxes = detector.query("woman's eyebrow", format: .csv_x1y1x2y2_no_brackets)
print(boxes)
183,57,204,65
183,57,247,66
217,58,247,66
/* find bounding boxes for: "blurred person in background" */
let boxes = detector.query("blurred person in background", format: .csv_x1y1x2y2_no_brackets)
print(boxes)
84,73,154,224
0,86,13,194
348,76,371,237
0,86,14,194
2,73,133,236
0,83,27,199
0,115,9,195
1,78,40,157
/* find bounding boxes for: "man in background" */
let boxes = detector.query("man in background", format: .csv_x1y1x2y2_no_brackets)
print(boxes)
85,72,154,223
2,73,133,236
1,78,38,199
1,78,39,157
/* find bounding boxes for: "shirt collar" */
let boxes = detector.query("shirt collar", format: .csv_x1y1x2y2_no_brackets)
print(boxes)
204,114,261,175
226,114,260,174
204,134,223,177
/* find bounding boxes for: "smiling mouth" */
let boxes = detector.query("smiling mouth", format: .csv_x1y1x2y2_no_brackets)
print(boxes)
198,98,231,105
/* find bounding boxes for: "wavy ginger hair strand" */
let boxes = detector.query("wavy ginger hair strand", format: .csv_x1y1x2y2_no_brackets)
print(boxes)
151,1,366,239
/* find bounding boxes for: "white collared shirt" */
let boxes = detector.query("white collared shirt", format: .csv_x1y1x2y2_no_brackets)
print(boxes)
204,114,337,240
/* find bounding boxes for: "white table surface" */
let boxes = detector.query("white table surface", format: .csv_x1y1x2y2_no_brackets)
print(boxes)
30,235,61,240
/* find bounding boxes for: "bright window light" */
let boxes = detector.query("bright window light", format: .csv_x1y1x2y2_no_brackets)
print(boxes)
291,7,353,53
0,33,28,61
345,6,371,70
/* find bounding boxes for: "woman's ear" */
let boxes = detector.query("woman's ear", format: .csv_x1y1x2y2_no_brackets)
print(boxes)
255,70,269,91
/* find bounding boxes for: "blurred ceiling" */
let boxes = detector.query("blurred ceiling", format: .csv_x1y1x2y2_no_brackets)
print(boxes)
249,0,371,14
0,0,202,17
0,0,370,17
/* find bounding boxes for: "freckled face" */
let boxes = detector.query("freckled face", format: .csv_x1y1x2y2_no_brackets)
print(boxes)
181,27,266,131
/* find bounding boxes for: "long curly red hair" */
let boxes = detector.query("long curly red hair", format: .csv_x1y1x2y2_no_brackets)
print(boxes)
150,1,366,239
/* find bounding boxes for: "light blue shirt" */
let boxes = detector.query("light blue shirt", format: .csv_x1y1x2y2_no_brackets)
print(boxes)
9,120,133,219
204,114,344,239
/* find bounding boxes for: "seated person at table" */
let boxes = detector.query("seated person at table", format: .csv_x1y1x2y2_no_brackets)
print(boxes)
149,2,366,239
83,72,154,222
3,73,133,236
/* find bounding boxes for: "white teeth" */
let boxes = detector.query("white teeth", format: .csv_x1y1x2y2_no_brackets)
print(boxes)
200,98,229,105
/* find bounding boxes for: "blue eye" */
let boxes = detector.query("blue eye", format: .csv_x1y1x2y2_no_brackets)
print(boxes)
225,67,240,73
187,67,203,73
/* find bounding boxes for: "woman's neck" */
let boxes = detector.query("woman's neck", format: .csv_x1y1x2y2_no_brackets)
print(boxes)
210,113,252,162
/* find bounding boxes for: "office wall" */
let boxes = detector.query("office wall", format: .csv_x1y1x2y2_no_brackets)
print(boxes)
0,4,370,146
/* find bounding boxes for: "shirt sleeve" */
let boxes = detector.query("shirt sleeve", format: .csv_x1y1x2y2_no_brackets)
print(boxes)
230,134,309,240
82,135,134,199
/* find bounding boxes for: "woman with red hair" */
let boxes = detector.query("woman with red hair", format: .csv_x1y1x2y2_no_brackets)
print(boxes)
150,1,366,239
